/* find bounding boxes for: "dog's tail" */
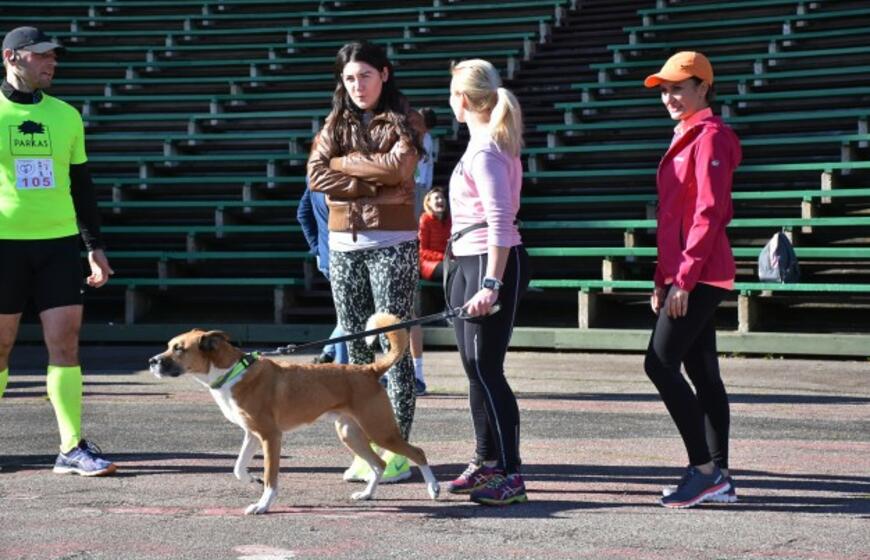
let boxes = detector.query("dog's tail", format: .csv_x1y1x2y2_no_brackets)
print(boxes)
365,312,409,377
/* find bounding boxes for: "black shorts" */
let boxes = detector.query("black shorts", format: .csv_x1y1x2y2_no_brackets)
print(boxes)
0,236,84,314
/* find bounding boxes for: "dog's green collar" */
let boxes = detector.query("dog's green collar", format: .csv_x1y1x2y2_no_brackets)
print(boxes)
210,352,260,389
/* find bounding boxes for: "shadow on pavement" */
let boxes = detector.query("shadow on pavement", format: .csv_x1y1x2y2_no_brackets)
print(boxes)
520,392,870,405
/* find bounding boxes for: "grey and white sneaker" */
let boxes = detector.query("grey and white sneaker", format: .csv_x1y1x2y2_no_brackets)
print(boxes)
659,466,730,508
53,440,116,477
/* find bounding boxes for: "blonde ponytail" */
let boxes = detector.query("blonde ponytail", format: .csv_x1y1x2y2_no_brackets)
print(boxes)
490,87,523,157
451,59,524,157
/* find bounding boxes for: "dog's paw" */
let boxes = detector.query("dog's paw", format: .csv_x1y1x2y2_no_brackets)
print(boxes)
235,471,263,485
351,490,374,501
244,502,270,515
427,482,441,500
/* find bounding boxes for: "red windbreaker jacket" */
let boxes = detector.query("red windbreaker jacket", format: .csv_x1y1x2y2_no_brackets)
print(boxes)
418,211,451,280
654,111,742,291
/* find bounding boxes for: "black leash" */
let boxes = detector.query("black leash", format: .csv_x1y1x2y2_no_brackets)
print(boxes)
441,220,519,305
260,304,499,357
442,221,488,305
261,219,510,358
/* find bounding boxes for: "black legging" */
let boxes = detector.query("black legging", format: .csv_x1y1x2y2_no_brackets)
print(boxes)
644,283,731,469
450,245,529,474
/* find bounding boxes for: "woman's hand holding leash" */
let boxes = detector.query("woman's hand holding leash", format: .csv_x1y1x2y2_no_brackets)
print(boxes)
463,288,500,318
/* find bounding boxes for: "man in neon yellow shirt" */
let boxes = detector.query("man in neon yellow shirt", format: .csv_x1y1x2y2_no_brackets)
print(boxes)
1,27,115,475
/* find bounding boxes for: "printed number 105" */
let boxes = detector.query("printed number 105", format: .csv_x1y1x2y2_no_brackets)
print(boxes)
22,176,51,188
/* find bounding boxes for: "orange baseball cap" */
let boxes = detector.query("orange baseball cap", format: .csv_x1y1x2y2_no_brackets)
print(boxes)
644,51,714,88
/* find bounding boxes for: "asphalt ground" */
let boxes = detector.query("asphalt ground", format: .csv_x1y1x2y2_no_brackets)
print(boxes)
0,344,868,560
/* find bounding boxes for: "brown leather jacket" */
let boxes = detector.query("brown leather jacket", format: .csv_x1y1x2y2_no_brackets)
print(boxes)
307,108,423,235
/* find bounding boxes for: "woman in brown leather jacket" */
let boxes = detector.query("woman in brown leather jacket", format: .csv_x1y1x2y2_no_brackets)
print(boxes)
307,41,424,485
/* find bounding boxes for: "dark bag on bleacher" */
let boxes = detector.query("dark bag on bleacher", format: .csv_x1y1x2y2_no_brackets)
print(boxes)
758,231,800,283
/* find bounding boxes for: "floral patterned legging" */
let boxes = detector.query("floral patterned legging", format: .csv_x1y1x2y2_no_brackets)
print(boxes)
329,240,419,440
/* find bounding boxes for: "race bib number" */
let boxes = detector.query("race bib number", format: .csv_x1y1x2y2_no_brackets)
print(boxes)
15,158,55,189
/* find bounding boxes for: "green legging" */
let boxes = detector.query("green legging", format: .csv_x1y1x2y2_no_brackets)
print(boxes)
47,365,83,453
0,366,82,453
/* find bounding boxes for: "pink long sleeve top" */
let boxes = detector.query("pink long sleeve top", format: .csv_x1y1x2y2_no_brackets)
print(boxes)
448,134,523,256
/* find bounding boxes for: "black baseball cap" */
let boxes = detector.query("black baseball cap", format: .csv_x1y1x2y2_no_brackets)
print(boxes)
2,26,65,55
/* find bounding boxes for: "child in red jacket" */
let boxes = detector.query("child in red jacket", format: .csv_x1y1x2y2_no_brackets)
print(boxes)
643,51,741,509
410,188,452,396
418,188,452,281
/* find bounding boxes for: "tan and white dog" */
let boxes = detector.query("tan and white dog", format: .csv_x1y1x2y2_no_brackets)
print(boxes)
148,313,440,515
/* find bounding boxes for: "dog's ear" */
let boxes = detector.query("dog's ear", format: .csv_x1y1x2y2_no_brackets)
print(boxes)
198,330,231,352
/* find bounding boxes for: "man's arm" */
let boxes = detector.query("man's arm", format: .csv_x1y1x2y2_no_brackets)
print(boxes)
70,163,113,287
69,162,103,251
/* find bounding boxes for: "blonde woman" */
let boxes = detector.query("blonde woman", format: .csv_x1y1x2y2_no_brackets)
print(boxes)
444,59,530,506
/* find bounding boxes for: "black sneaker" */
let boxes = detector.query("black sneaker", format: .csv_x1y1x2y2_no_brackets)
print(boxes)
659,466,729,508
312,352,335,364
415,379,427,396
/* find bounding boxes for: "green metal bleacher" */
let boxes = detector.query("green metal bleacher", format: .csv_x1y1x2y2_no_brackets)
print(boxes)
43,14,555,45
510,0,870,352
0,0,564,330
624,6,870,45
5,0,870,353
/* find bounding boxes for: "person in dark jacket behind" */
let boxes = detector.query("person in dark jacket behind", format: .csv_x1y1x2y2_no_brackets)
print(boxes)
296,182,347,365
643,51,742,509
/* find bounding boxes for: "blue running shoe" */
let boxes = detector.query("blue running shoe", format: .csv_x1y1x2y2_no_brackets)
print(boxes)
415,379,427,397
664,471,738,504
661,465,694,497
659,466,729,508
707,476,738,503
53,440,117,477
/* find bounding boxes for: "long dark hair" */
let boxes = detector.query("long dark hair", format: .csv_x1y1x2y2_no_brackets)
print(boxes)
328,41,423,156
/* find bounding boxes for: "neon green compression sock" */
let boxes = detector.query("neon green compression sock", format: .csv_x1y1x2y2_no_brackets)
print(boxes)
0,368,8,399
46,365,83,453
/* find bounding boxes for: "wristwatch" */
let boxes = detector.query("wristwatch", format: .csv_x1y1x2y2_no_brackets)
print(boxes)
481,277,503,291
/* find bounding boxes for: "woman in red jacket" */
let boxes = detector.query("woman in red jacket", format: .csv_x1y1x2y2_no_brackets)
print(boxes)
643,52,741,509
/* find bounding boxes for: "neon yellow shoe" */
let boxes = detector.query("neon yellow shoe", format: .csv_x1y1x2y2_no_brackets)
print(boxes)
342,454,373,483
380,451,411,484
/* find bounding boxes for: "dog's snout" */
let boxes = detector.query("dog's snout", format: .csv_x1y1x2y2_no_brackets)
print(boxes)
149,351,184,378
